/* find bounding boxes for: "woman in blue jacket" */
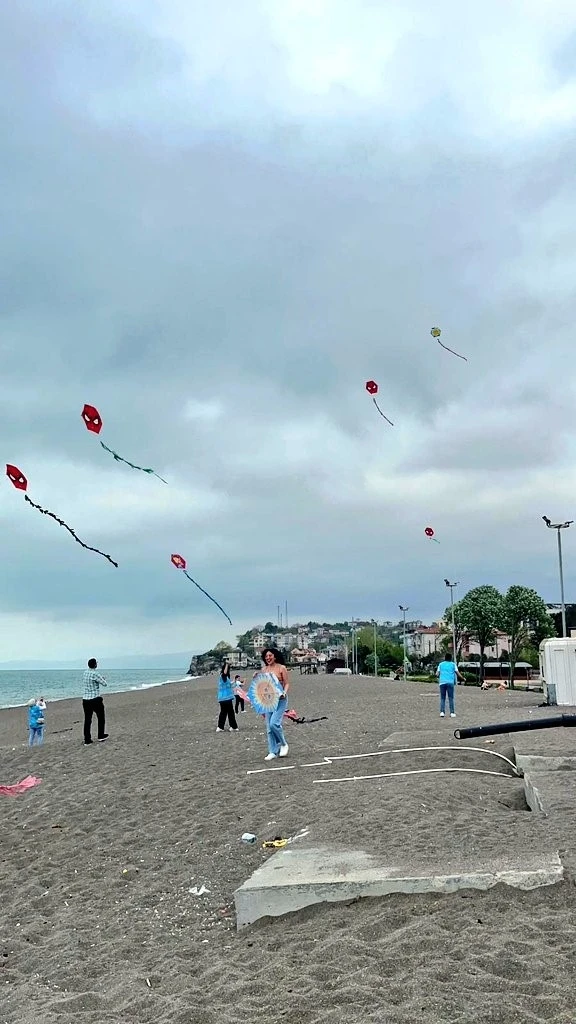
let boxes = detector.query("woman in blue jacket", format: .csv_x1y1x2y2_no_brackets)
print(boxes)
216,661,238,732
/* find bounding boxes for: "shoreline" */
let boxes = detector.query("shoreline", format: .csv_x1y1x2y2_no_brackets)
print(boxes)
0,673,200,713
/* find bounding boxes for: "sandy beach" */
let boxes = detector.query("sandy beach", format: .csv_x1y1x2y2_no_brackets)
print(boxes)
1,674,576,1023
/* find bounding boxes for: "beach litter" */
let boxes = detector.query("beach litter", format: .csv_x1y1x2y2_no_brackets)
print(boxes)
241,833,257,844
189,885,210,896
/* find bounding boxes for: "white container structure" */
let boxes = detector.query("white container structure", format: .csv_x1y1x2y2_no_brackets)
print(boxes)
539,638,576,705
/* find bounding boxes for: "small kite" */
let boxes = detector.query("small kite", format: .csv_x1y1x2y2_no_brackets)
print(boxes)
5,465,118,567
171,553,232,625
430,327,467,362
82,404,167,483
248,672,284,715
365,381,393,425
425,526,440,545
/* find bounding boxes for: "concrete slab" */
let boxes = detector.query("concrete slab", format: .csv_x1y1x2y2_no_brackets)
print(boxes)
523,770,576,816
234,846,563,929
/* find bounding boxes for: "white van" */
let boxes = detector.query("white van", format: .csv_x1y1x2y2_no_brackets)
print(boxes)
332,667,352,675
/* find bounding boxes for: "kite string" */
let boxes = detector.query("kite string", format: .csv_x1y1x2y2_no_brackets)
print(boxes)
24,495,118,568
436,339,468,362
372,397,394,426
183,570,233,625
99,441,168,484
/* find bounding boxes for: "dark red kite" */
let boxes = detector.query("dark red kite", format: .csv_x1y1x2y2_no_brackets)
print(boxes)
425,526,440,544
82,403,167,483
5,464,118,567
171,553,232,625
364,381,393,426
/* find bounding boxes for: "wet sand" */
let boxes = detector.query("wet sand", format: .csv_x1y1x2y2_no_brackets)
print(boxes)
1,674,575,1024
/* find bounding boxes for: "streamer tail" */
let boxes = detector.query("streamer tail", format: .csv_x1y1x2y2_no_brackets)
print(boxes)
437,340,468,362
372,398,394,426
24,495,118,567
100,442,168,484
183,570,233,625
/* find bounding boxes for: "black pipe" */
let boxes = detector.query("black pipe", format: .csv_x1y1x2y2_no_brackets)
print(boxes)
454,714,576,740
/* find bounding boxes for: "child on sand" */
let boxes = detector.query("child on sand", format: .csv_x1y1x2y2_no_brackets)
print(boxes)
234,675,247,714
28,699,45,746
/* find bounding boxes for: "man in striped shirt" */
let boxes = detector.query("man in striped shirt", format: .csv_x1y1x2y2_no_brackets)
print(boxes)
82,658,109,745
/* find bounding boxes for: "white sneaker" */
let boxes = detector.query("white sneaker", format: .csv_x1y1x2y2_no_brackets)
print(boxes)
450,713,456,718
241,710,247,713
216,727,223,732
440,712,445,718
264,753,277,761
230,727,239,732
279,744,289,757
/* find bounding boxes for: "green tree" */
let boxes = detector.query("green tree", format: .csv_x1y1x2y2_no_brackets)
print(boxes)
458,586,503,685
356,628,403,673
499,586,555,688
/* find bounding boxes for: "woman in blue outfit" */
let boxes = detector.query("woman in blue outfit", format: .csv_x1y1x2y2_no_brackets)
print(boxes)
260,648,290,762
436,655,464,718
216,660,239,732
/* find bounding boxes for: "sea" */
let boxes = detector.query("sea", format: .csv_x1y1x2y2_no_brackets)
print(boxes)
0,669,198,710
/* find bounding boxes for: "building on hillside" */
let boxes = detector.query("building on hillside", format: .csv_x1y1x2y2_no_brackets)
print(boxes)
405,625,442,658
224,649,250,669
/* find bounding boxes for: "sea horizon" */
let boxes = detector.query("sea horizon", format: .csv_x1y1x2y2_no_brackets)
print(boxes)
0,668,200,711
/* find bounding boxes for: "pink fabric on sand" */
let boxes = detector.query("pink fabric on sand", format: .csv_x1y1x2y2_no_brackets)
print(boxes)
0,775,42,797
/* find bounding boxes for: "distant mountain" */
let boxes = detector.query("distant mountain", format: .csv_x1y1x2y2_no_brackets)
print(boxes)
0,651,199,671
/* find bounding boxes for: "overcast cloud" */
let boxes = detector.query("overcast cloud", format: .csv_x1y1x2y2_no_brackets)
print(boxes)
2,0,576,661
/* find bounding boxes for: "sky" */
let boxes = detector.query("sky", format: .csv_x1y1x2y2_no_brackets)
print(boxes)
2,0,576,661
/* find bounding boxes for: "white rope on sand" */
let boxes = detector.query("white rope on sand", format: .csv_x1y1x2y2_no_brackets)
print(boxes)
313,767,515,785
325,745,520,775
246,745,520,776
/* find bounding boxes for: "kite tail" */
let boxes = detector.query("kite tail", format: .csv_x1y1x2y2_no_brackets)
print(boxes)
24,495,119,567
437,340,468,362
372,398,394,426
100,442,168,484
183,571,233,625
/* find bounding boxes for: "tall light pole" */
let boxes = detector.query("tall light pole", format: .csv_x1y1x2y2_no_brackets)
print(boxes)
543,517,573,637
444,580,459,669
399,606,409,681
373,619,378,678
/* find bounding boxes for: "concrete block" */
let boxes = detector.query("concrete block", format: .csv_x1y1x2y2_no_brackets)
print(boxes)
234,846,563,930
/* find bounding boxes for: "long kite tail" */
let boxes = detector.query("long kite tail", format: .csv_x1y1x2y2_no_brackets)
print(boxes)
437,339,468,362
183,570,233,625
100,442,168,484
372,398,394,426
24,495,119,567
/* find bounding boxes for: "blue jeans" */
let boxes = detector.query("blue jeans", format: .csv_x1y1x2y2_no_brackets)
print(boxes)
439,684,455,715
265,698,287,756
28,727,44,746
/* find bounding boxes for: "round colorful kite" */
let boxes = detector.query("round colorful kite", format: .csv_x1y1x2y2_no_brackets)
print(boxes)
425,526,440,545
5,464,118,566
171,553,232,625
82,404,168,483
430,327,467,362
365,381,393,426
247,672,284,715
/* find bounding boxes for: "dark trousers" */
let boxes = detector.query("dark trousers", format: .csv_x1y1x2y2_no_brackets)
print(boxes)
235,695,245,713
83,697,106,742
218,699,237,730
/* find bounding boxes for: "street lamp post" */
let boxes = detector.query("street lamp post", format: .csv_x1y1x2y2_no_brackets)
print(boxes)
543,517,573,637
399,606,409,681
373,620,378,678
444,579,459,671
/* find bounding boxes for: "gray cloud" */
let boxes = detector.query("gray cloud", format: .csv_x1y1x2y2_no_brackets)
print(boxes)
2,0,576,659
